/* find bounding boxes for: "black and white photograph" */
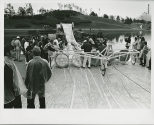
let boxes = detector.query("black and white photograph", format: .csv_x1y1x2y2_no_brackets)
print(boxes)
1,0,154,124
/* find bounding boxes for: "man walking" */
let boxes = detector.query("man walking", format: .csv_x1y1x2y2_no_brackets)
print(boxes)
25,46,52,108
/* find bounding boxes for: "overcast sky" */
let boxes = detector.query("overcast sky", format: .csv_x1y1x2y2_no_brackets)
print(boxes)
5,0,152,19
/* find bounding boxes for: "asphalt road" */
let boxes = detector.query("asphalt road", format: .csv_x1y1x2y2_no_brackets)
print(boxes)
14,55,151,109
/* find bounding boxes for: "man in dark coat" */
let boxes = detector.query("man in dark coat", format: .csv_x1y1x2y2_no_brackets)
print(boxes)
125,36,131,49
81,39,93,68
25,46,52,108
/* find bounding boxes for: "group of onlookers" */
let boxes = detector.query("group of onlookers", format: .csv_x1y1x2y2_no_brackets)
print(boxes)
4,33,151,109
81,35,151,70
10,34,151,70
9,34,152,71
4,43,52,108
10,35,68,66
10,34,109,69
132,35,151,70
4,34,70,108
81,36,109,68
4,35,109,108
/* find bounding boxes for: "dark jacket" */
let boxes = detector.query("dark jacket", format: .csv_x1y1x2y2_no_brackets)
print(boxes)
81,42,93,52
25,56,51,98
4,64,15,104
4,57,27,103
140,45,149,59
98,44,107,55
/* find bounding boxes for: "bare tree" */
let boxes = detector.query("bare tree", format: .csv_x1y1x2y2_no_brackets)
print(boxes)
109,15,115,20
18,7,26,16
89,11,98,16
4,3,15,16
39,7,47,15
116,15,120,22
103,14,109,18
25,3,33,16
57,3,63,10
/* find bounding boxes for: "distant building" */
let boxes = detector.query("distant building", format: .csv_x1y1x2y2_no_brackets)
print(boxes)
138,4,151,21
139,12,151,21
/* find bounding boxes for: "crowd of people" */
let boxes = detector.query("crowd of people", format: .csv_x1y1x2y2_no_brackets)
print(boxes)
81,36,109,68
4,33,151,108
4,34,71,108
80,35,152,69
9,34,151,70
10,35,68,66
9,34,110,68
4,44,52,108
131,35,151,70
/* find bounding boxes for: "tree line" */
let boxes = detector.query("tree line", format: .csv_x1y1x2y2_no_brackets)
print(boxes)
4,3,149,25
89,11,149,24
5,3,33,16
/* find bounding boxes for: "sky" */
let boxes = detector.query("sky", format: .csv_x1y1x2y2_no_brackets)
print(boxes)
4,0,152,19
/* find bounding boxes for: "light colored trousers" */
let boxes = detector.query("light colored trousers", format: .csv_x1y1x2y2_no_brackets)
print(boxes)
16,50,21,61
100,58,108,69
48,51,56,68
83,55,91,67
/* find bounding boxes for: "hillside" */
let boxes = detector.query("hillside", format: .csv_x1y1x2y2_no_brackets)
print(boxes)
5,10,133,30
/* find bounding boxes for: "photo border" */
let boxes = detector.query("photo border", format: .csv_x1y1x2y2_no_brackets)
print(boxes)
0,0,154,124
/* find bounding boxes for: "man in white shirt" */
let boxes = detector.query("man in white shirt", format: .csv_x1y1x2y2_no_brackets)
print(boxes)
24,40,29,51
53,38,60,49
24,40,29,63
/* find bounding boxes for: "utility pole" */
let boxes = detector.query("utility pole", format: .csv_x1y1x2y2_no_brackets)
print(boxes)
148,4,149,14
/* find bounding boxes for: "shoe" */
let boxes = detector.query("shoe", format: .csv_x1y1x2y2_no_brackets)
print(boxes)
88,67,91,69
147,66,151,70
18,60,22,62
142,65,145,67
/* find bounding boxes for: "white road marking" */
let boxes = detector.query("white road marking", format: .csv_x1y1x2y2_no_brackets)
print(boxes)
88,69,112,108
81,68,91,92
64,68,67,81
100,69,122,108
69,68,76,108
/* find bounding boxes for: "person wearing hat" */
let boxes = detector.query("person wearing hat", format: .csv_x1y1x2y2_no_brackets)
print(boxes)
14,36,22,61
25,46,52,108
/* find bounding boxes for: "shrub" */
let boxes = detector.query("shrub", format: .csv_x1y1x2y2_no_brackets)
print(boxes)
28,30,37,35
15,23,31,28
51,10,80,20
33,15,46,20
11,15,33,19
